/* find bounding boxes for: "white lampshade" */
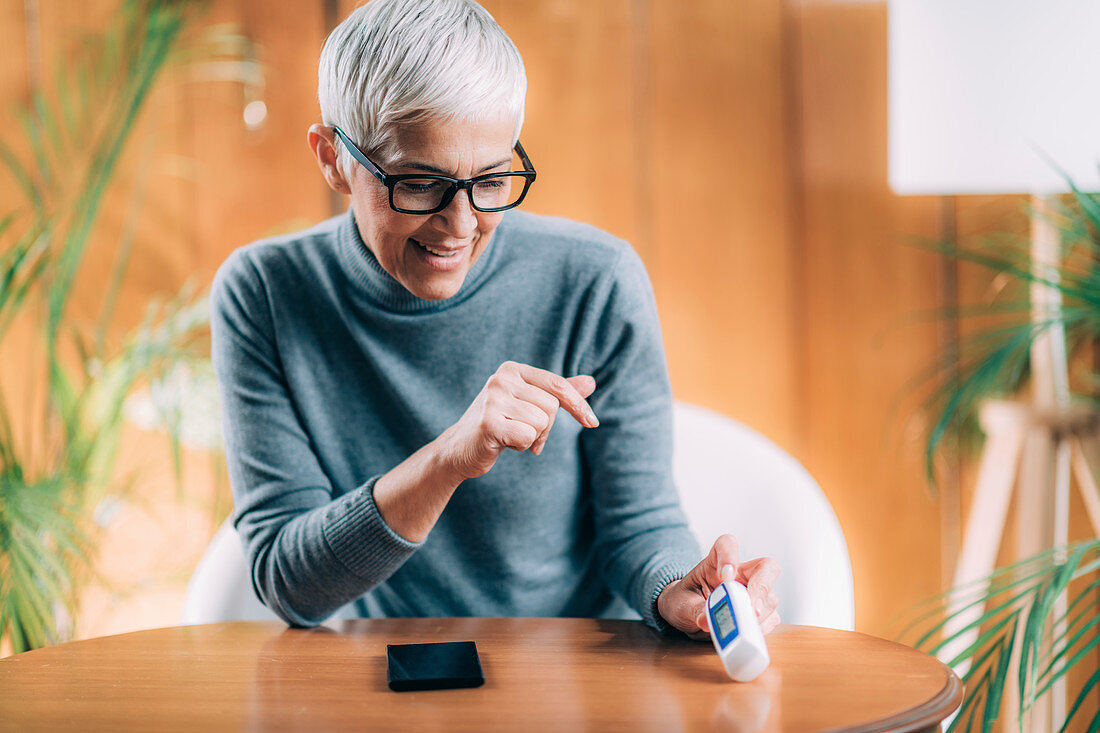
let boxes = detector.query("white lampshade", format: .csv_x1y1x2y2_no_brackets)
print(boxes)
888,0,1100,195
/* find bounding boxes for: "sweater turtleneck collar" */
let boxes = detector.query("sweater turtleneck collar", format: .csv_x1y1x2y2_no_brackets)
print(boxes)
337,209,503,314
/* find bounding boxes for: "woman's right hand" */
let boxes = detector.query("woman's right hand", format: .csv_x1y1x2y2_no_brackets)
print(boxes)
438,361,599,480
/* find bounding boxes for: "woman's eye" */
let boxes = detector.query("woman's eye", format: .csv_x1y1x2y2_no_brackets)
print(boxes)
399,180,441,193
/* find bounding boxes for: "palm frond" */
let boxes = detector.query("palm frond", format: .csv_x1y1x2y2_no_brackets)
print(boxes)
902,539,1100,731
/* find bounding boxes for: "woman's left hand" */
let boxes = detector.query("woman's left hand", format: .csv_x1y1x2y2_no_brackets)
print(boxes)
657,534,781,640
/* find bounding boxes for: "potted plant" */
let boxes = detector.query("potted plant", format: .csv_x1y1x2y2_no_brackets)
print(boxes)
907,183,1100,730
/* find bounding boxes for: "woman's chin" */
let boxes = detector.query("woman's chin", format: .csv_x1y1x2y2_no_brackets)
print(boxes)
404,272,466,301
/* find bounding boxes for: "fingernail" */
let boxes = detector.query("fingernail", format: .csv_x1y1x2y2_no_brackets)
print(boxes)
721,564,735,581
755,599,763,615
586,410,599,428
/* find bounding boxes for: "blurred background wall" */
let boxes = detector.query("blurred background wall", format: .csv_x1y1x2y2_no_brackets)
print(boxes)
4,0,1091,644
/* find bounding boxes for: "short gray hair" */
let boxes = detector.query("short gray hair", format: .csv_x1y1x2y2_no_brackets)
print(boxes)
318,0,527,177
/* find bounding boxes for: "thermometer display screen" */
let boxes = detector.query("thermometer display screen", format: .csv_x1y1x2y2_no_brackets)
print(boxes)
712,600,739,645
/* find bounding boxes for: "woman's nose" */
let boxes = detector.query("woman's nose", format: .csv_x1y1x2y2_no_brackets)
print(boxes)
432,188,478,237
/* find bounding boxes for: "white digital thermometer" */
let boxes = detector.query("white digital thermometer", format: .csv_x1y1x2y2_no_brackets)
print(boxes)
706,580,770,682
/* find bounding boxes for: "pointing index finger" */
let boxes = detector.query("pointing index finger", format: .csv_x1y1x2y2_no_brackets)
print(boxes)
518,365,599,428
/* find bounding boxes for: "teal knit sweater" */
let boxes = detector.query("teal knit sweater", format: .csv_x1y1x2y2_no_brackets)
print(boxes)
210,209,700,631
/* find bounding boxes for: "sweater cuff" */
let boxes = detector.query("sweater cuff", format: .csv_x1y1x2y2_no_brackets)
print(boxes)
321,476,422,580
642,561,694,636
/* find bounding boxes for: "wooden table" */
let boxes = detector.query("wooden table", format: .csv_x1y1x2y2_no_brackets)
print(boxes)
0,619,960,731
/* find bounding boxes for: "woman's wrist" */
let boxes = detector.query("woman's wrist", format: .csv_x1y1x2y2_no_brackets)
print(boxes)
656,578,680,626
430,424,470,483
373,436,467,543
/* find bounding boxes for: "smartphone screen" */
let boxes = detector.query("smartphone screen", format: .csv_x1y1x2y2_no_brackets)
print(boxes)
387,641,484,692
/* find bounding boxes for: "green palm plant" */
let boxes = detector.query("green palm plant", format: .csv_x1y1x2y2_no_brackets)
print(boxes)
0,0,244,655
910,181,1100,729
900,540,1100,732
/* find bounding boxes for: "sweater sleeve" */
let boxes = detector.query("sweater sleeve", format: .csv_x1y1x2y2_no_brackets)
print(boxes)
210,249,422,627
577,246,702,634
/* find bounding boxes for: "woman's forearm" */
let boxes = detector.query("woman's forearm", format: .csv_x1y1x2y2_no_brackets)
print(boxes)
371,432,467,543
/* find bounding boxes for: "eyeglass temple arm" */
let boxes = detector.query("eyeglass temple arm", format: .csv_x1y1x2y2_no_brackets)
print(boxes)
514,140,536,175
331,126,387,184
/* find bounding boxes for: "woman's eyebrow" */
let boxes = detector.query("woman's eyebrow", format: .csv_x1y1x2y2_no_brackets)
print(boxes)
396,158,512,175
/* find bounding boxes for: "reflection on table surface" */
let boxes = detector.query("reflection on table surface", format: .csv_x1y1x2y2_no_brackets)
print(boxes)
0,619,960,732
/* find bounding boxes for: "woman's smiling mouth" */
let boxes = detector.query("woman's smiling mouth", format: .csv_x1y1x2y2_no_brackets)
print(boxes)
412,238,462,258
410,237,470,272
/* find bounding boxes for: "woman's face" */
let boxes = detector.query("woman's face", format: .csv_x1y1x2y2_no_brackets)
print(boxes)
346,114,516,301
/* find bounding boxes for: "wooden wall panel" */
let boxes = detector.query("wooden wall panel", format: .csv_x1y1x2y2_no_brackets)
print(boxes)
646,0,799,456
793,2,944,634
0,1,28,103
483,0,638,246
190,0,332,282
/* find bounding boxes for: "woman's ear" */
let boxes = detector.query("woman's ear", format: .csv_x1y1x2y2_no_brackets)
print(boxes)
307,123,351,194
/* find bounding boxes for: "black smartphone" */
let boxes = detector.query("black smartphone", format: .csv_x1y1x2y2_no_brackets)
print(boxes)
386,641,485,692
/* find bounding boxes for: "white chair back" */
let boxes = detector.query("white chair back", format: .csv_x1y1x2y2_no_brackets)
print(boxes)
672,402,854,630
180,519,275,624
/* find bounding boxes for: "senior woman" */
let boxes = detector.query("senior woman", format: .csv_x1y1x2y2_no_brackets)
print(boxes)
210,0,780,640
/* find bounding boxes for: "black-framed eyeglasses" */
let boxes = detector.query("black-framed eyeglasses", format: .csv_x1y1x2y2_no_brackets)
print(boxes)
331,125,537,215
